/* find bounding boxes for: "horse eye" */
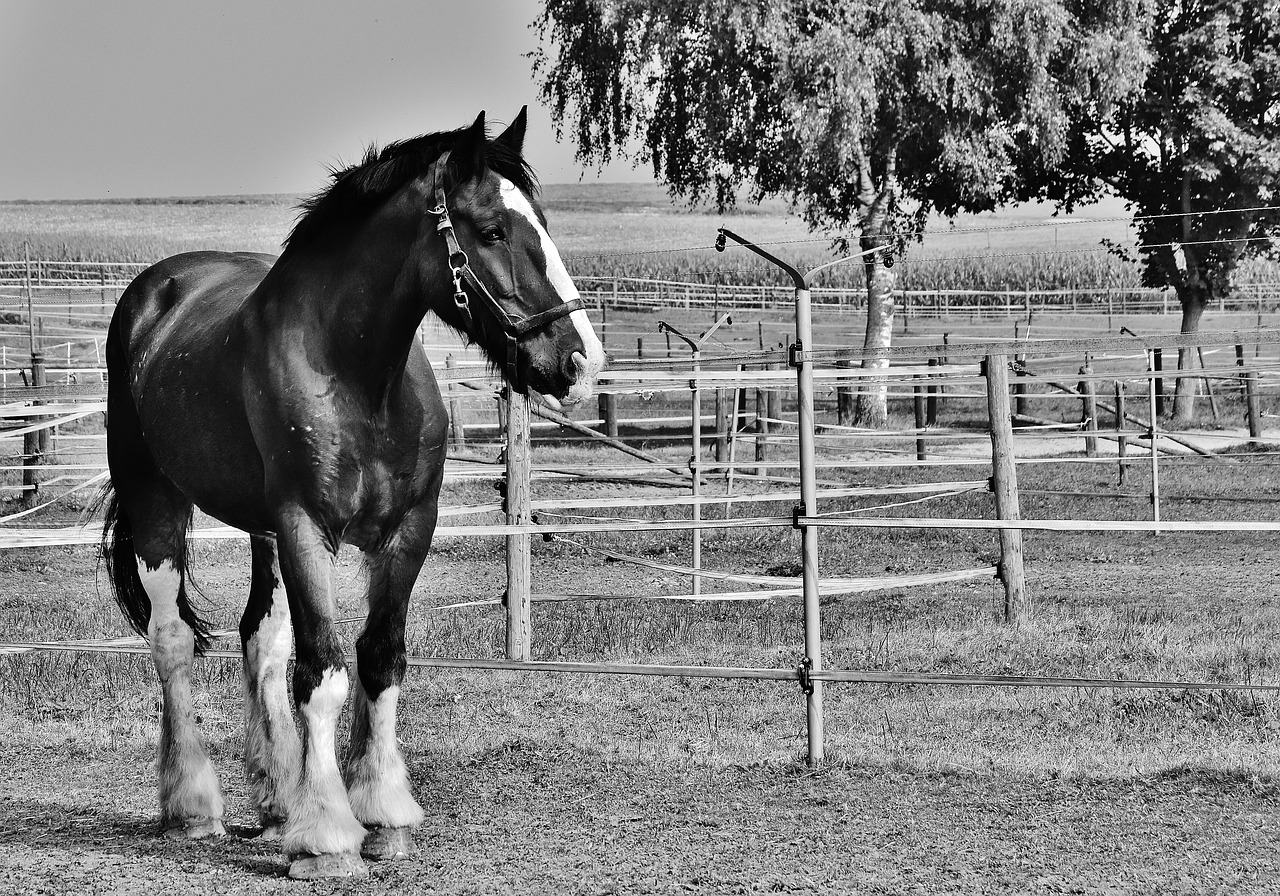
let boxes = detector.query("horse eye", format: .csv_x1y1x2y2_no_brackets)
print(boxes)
481,226,505,243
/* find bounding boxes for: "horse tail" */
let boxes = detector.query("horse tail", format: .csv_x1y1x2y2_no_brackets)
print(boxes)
99,307,212,655
98,485,151,642
97,468,213,659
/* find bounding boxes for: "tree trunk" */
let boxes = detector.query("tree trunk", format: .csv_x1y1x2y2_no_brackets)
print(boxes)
835,144,899,428
1170,288,1206,427
853,252,897,427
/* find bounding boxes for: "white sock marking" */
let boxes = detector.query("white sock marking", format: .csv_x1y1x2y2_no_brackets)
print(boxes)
137,556,225,828
346,682,424,827
285,665,366,855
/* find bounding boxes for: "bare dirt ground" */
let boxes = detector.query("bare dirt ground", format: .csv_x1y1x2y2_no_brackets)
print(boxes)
3,740,1279,895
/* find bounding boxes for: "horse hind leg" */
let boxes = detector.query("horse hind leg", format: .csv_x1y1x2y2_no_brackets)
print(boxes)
240,535,302,838
129,504,225,839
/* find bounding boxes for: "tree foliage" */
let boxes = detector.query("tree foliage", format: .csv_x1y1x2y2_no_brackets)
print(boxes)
1029,0,1280,421
533,0,1150,425
532,0,1147,233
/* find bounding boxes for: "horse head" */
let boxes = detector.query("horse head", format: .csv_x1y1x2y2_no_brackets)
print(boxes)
426,110,605,410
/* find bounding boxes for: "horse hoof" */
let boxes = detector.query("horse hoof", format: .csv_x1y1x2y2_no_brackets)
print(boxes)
255,812,286,841
163,817,226,840
362,825,413,860
287,852,368,880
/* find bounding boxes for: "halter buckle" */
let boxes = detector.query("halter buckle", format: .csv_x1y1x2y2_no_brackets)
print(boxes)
452,271,468,308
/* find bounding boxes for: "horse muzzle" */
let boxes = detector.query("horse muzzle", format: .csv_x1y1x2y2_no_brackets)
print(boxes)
529,348,604,412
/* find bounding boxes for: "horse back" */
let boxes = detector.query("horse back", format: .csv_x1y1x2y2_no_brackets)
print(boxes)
113,251,276,358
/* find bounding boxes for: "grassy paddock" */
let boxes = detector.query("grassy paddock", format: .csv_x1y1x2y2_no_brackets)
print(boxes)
0,191,1277,808
2,431,1279,783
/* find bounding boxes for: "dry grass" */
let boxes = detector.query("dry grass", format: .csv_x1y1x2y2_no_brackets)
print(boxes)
2,438,1279,781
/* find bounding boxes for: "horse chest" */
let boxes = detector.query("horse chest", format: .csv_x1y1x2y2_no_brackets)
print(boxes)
312,436,441,549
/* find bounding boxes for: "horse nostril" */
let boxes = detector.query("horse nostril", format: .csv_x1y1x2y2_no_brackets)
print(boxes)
561,351,582,384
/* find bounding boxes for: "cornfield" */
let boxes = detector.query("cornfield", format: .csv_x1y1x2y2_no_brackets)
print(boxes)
2,189,1276,291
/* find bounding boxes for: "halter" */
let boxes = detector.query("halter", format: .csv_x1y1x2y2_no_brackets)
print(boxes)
426,151,584,393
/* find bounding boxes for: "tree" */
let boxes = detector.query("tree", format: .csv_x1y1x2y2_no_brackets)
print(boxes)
1028,0,1280,426
532,0,1148,425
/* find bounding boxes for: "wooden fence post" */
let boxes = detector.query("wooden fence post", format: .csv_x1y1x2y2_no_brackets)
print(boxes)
984,354,1028,624
22,352,45,509
1114,381,1128,486
926,356,940,426
767,362,781,434
598,390,619,439
1146,352,1161,531
714,387,731,463
1013,354,1028,426
754,368,768,473
444,355,466,450
690,352,703,596
1079,362,1098,457
1153,347,1165,417
1245,370,1263,440
913,378,927,461
504,387,532,661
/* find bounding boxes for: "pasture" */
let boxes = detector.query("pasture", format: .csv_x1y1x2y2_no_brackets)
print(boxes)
1,193,1279,892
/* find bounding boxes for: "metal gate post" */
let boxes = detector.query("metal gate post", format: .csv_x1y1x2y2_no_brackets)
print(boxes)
714,229,890,765
793,285,824,764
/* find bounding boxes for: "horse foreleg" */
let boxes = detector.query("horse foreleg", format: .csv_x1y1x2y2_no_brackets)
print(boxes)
138,557,226,839
275,511,367,879
240,535,301,838
345,529,431,860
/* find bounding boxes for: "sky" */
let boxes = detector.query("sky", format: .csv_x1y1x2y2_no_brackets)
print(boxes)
0,0,649,200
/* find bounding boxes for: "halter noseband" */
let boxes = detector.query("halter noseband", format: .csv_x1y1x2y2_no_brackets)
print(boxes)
426,151,584,393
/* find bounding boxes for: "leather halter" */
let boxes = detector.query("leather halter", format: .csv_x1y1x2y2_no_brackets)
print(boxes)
426,151,584,393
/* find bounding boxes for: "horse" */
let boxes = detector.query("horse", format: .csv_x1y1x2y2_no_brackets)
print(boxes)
99,108,605,879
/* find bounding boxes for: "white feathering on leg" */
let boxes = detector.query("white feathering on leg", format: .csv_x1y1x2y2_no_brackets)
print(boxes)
282,667,366,856
346,681,424,828
140,557,225,836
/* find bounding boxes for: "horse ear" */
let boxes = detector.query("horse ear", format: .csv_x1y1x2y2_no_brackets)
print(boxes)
460,111,487,175
495,106,528,156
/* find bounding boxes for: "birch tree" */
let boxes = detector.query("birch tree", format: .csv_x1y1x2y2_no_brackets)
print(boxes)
533,0,1148,425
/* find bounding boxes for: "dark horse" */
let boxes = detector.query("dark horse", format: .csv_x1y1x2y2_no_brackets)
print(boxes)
100,110,604,879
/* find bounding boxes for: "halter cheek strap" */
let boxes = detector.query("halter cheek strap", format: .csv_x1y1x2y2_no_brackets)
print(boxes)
426,151,585,393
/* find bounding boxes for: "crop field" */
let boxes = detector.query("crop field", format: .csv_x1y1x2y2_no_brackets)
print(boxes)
5,185,1278,292
1,190,1279,892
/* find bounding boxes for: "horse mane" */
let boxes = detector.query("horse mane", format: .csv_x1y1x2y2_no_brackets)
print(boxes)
283,124,538,252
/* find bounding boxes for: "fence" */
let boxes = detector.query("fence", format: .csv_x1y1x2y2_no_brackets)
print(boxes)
2,256,1280,765
2,319,1279,762
5,260,1280,321
572,275,1280,317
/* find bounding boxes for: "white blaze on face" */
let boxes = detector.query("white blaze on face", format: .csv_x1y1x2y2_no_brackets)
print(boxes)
499,179,606,405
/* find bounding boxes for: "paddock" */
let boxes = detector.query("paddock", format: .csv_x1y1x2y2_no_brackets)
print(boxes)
1,259,1279,888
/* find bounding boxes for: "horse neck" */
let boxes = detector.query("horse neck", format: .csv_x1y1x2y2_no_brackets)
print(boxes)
268,213,447,403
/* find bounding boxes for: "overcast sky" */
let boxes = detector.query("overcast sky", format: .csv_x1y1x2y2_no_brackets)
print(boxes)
0,0,648,200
